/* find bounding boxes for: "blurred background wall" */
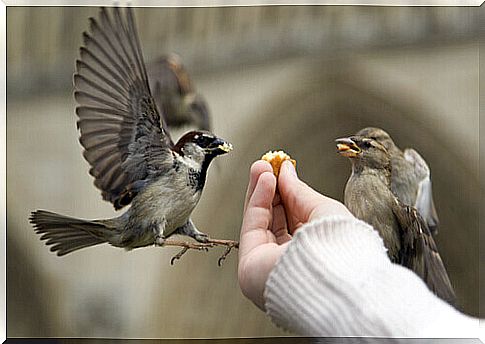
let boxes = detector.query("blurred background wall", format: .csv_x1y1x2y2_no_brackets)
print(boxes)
6,5,482,338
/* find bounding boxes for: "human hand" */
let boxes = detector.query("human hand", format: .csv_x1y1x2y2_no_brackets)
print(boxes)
238,159,353,310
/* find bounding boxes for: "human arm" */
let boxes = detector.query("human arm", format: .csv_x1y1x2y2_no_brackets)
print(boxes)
238,160,480,337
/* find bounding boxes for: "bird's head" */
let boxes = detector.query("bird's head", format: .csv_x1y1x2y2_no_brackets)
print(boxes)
336,135,391,170
355,127,397,152
175,130,233,165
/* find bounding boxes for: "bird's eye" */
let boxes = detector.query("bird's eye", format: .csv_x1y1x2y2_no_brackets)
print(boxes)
195,134,213,147
362,140,373,148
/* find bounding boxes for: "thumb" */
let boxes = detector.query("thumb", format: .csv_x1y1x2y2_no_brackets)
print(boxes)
278,161,324,225
279,161,354,224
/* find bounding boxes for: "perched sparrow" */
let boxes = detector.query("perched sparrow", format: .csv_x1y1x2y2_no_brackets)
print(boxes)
147,53,211,131
356,127,439,234
30,7,233,258
336,135,456,304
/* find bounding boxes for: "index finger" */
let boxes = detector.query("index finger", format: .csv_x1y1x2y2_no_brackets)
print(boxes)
244,160,273,212
239,171,276,260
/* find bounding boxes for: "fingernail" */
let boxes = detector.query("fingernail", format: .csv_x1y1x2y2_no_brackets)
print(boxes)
283,160,296,177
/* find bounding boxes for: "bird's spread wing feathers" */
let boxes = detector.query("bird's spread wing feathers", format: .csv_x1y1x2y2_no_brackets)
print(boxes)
391,199,456,305
404,148,439,234
74,7,174,210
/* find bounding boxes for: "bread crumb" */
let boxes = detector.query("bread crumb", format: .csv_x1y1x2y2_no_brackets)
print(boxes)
261,150,296,177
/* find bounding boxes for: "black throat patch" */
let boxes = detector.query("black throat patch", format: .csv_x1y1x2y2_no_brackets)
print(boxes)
188,168,204,192
187,155,214,192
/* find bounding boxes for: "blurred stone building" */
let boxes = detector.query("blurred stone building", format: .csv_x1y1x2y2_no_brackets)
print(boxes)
6,5,482,338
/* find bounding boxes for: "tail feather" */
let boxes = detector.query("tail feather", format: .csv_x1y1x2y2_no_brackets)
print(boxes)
50,237,104,256
41,232,93,240
30,210,111,256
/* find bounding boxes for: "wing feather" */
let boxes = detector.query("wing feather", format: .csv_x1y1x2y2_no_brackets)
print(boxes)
74,7,174,210
392,199,456,305
90,14,135,84
79,41,130,92
73,72,127,105
404,148,439,234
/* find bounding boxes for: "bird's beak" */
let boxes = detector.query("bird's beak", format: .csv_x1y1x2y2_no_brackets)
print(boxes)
336,137,361,158
208,138,233,155
218,141,233,153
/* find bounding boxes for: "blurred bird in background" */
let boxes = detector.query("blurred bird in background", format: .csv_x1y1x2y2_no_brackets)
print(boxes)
336,134,456,305
356,127,439,235
147,54,212,132
29,7,236,262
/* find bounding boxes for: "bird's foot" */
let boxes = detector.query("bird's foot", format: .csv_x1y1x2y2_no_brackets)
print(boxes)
159,237,239,266
194,232,210,243
162,240,214,265
203,238,239,266
154,235,166,246
216,241,239,266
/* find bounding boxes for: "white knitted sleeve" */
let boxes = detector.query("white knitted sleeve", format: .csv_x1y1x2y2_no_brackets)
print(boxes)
263,215,480,338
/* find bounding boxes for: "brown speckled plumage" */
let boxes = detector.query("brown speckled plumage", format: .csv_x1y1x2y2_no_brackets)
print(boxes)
337,134,455,305
356,127,439,235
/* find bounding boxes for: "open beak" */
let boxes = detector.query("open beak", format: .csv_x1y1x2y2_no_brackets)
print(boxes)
336,137,361,158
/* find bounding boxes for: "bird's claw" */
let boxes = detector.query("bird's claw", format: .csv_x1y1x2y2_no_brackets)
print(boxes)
203,239,239,266
162,238,239,265
164,240,214,265
154,235,165,246
170,247,189,265
194,232,210,243
217,242,238,266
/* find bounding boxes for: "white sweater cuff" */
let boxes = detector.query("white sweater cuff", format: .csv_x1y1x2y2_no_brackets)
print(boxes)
263,215,479,338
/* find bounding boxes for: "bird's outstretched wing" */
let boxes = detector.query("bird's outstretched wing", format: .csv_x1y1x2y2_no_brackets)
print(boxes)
74,7,174,210
147,54,212,131
404,148,439,235
392,199,456,305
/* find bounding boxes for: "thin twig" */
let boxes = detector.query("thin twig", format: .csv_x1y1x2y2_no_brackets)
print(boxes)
205,239,239,266
161,238,239,265
163,240,214,265
163,240,214,250
206,238,239,248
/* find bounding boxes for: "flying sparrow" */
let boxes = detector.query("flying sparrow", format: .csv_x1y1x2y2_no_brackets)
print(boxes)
30,7,235,263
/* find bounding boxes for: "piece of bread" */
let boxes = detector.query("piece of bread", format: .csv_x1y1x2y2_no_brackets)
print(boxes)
261,150,296,177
